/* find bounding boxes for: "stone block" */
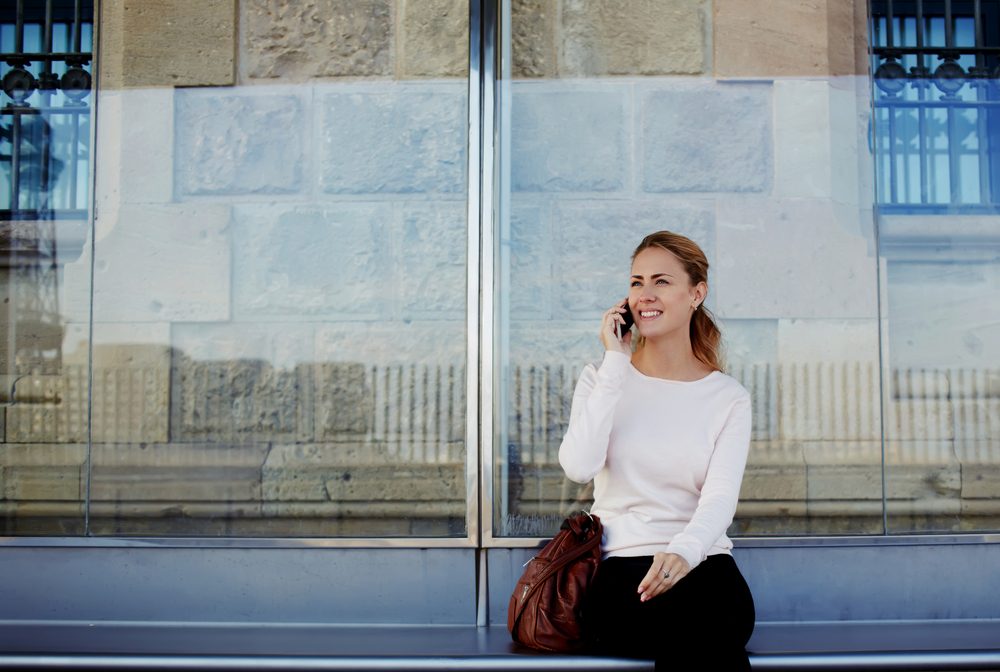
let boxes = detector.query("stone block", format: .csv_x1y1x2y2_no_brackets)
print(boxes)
92,204,230,322
0,445,86,501
398,0,469,78
4,369,88,443
314,363,373,438
773,81,833,199
511,86,626,192
231,204,392,318
715,198,878,319
170,353,309,442
884,441,961,502
885,261,1000,369
103,0,235,88
89,443,268,503
551,201,714,317
803,441,882,501
321,85,466,194
957,441,1000,500
508,202,552,316
314,323,465,367
714,0,861,78
241,0,392,80
175,90,304,196
90,363,170,443
641,84,771,193
887,369,953,441
740,441,806,501
776,362,881,442
560,0,705,76
511,0,556,78
397,202,467,318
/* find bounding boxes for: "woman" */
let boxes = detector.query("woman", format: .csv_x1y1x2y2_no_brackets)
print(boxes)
558,230,755,670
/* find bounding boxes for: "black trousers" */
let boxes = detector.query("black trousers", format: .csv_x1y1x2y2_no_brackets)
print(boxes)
582,553,755,671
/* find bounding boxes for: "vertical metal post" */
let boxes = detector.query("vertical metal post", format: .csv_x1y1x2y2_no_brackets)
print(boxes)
73,0,82,53
945,0,954,48
15,0,24,53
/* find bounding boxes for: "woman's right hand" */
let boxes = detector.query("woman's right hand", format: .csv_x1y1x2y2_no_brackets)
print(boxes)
600,300,632,355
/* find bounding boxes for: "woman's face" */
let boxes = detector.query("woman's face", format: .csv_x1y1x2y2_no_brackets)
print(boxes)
628,246,706,340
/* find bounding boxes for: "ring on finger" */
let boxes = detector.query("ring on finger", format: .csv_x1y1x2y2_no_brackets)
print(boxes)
662,570,670,580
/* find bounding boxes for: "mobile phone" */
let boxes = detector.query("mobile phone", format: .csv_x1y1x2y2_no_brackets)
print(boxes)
618,300,634,339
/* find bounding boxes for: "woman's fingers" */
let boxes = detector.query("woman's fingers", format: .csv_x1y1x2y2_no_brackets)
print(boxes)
637,553,691,602
599,301,631,353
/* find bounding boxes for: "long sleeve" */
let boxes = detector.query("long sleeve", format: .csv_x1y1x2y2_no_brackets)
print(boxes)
665,391,752,570
558,350,631,483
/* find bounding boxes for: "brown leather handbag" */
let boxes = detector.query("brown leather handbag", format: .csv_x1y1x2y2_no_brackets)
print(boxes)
507,511,603,652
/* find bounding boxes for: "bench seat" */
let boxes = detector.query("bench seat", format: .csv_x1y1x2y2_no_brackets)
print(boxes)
2,621,999,670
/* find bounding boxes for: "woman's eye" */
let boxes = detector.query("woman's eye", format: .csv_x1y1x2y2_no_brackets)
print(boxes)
630,281,641,287
657,279,668,285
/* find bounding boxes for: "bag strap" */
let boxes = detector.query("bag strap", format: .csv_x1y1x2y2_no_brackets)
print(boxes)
509,530,601,629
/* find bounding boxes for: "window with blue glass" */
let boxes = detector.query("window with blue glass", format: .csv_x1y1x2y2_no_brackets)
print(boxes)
871,0,1000,212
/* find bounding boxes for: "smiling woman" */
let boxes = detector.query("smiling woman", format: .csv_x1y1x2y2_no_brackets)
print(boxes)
558,230,755,670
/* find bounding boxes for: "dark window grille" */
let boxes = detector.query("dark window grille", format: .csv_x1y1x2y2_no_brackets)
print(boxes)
870,0,1000,212
1,0,93,222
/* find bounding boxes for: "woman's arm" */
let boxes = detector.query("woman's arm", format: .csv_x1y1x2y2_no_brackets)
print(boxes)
665,391,753,570
557,350,631,483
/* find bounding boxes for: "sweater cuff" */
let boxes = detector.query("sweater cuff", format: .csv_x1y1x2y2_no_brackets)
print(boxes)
598,350,630,385
666,534,704,572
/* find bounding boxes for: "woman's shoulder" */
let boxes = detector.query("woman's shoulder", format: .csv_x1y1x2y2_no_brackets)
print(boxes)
709,369,752,402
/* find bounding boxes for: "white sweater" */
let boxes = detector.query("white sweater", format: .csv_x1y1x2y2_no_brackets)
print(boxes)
558,350,752,571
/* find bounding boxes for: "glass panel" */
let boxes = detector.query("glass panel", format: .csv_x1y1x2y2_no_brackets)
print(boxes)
0,0,94,535
495,1,884,537
86,0,469,536
871,0,1000,533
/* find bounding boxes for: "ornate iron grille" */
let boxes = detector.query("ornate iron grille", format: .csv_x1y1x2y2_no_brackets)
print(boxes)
870,0,1000,211
1,0,93,221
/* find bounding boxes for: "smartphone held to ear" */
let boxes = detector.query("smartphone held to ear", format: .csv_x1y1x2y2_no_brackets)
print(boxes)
617,300,634,339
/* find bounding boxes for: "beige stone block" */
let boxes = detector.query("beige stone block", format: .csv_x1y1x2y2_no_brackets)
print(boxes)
102,0,236,88
512,0,556,78
957,441,1000,499
714,0,865,78
4,369,89,443
0,445,86,501
560,0,705,76
398,0,468,78
887,369,953,441
776,362,881,442
884,441,960,502
89,443,268,503
740,441,806,501
241,0,393,80
803,441,881,501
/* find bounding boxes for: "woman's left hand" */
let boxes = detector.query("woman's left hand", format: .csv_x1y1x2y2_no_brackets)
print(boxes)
637,552,690,602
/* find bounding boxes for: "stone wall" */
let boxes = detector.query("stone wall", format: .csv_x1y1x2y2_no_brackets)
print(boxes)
2,0,997,537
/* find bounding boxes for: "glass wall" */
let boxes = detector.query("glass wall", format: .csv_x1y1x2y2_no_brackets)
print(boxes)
1,0,997,542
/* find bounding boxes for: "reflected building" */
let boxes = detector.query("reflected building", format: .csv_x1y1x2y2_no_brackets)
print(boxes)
0,1,997,557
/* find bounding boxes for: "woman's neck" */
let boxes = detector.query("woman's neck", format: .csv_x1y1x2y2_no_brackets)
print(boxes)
631,336,710,381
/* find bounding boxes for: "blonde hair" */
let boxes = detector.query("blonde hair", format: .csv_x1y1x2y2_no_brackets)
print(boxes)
631,231,724,372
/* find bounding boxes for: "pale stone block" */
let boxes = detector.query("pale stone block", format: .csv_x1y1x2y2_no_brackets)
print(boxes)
951,396,1000,442
773,81,832,199
803,440,882,501
315,323,465,367
512,87,627,192
231,204,391,318
397,202,466,318
885,261,1000,369
715,198,879,319
884,441,961,502
887,369,953,441
741,441,807,501
321,84,466,194
550,201,714,317
242,0,392,81
116,89,174,203
314,363,372,438
511,0,556,78
92,205,230,322
0,445,86,501
560,0,705,76
776,362,881,441
171,322,316,372
957,441,1000,499
777,319,880,365
508,202,552,316
103,0,235,88
714,0,859,78
89,443,268,503
398,0,468,78
175,89,304,196
641,84,771,193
